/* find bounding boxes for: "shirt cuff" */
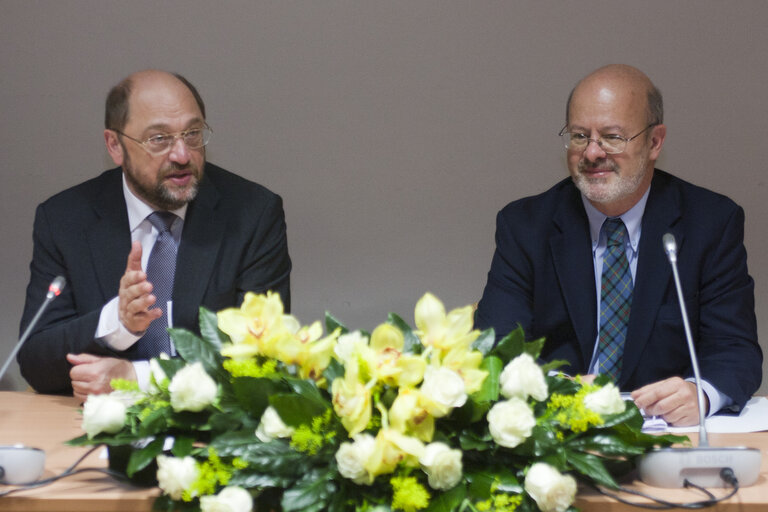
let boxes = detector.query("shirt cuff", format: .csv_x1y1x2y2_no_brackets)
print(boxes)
133,360,151,391
686,377,732,417
96,296,143,350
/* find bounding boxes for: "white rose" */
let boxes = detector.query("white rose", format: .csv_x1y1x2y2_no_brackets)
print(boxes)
499,353,548,402
420,366,467,415
335,433,376,485
487,397,536,448
583,383,626,415
524,462,577,512
200,486,253,512
419,442,463,490
156,455,199,500
82,393,127,438
255,406,295,442
168,362,218,412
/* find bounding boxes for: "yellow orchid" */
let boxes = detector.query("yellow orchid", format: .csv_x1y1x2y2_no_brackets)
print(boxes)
414,293,480,355
331,360,372,436
441,347,488,395
389,387,435,442
297,327,341,381
276,320,323,365
364,428,425,478
217,291,297,359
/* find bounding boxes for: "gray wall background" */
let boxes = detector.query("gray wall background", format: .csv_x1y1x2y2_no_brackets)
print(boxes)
2,1,766,394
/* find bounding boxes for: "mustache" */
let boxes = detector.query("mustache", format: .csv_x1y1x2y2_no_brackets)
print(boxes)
578,159,618,173
161,162,199,176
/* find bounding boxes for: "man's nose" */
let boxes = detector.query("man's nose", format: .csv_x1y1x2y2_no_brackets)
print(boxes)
583,138,607,162
167,136,191,164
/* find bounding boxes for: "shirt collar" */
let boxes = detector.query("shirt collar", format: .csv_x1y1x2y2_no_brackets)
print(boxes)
122,173,188,232
581,187,650,253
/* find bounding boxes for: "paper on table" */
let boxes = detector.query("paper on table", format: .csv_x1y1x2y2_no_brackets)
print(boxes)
663,396,768,434
635,396,768,434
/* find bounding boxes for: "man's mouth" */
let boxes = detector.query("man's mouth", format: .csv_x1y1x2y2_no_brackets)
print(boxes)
165,170,194,186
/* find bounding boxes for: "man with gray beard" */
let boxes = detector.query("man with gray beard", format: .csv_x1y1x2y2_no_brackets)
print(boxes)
475,64,760,426
18,70,291,400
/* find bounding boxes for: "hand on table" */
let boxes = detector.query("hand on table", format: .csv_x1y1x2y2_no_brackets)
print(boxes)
631,377,708,426
67,353,137,402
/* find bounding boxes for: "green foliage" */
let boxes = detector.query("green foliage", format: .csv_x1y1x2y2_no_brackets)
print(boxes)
68,294,684,512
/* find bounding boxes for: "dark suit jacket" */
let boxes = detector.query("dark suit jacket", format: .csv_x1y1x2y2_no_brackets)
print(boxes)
18,163,291,394
476,170,761,411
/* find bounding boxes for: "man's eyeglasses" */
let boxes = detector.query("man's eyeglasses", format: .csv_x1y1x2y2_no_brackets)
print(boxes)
558,123,658,155
116,125,212,156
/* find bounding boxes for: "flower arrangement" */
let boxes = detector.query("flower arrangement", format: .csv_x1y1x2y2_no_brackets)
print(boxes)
70,292,683,512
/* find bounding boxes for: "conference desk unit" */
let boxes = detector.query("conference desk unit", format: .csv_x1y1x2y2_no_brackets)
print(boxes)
0,391,766,511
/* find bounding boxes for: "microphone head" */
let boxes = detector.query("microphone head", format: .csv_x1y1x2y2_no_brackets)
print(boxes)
49,276,66,297
662,233,677,260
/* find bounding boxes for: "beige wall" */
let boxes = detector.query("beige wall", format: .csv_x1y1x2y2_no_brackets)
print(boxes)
1,1,766,393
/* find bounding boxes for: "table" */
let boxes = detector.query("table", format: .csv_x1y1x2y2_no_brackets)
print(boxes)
1,391,766,511
0,392,158,511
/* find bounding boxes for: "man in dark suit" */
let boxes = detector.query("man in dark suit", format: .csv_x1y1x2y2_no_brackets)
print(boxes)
476,64,761,426
18,70,291,400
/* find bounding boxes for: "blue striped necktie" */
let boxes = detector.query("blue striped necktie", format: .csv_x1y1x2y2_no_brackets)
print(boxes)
597,218,633,381
136,211,178,359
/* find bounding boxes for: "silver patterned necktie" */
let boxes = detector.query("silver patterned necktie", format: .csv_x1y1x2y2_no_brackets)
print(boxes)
135,211,178,359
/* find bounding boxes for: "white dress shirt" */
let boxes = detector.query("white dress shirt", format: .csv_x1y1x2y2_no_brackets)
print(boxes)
581,191,729,416
94,174,186,389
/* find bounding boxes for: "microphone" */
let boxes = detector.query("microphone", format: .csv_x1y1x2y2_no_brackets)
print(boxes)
637,234,761,488
0,276,66,382
0,276,65,484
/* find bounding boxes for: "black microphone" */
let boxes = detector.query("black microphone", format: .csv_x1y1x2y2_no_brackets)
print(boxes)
0,276,65,484
638,234,761,488
0,276,66,382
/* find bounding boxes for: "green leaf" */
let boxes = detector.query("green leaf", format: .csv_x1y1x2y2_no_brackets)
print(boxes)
198,306,228,349
279,378,331,419
472,355,502,404
521,336,546,360
281,468,336,512
271,393,329,427
323,358,345,384
566,434,646,456
325,311,349,335
170,436,195,457
490,325,525,362
531,425,561,457
66,434,91,446
137,406,170,437
426,483,466,511
213,436,309,477
229,471,296,489
231,376,281,419
540,359,569,374
388,312,422,354
566,451,619,489
155,357,187,380
471,328,496,356
598,406,642,430
169,328,229,383
126,436,164,476
465,466,521,498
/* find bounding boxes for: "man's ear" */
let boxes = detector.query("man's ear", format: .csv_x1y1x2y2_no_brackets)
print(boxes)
648,124,667,161
104,129,124,166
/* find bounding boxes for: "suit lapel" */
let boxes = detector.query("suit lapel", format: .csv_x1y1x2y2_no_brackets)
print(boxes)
173,170,225,329
87,170,132,302
620,171,682,386
550,185,598,370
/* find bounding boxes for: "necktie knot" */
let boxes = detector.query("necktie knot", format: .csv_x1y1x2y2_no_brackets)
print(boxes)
148,211,177,234
603,218,627,247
